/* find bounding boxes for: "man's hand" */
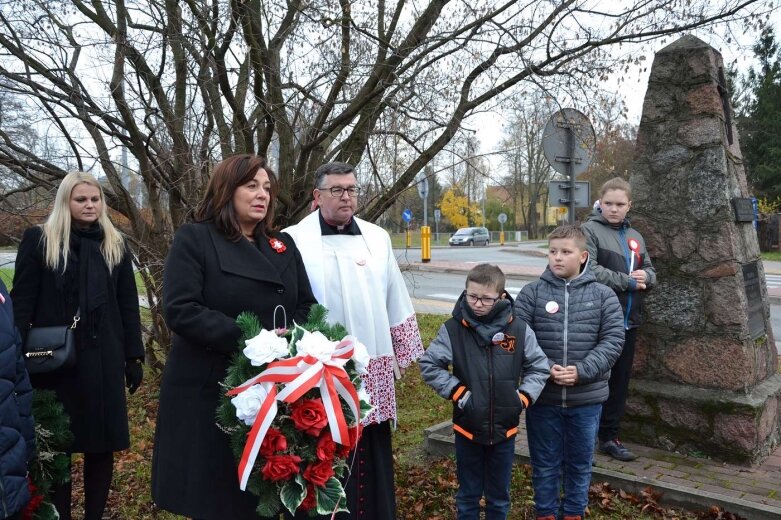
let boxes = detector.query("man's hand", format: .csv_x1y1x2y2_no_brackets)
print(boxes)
551,364,578,386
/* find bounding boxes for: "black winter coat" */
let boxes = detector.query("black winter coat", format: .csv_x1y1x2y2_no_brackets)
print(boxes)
151,222,316,520
0,280,34,519
11,226,143,453
514,266,625,407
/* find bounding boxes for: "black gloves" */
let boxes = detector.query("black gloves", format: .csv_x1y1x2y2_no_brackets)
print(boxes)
125,358,144,394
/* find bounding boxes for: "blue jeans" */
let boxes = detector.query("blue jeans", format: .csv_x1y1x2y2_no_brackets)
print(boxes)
454,435,516,520
525,403,601,518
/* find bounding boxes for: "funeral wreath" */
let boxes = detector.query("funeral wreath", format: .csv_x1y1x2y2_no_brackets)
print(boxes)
217,304,373,517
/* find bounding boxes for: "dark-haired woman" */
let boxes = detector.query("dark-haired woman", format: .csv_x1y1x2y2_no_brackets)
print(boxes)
151,155,316,519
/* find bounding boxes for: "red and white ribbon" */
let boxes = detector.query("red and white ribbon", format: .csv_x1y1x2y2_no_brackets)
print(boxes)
226,337,362,490
628,238,640,272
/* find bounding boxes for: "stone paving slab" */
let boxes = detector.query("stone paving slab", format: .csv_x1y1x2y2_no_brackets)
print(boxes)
424,419,781,520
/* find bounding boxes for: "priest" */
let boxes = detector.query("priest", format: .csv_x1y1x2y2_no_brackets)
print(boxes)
284,161,424,520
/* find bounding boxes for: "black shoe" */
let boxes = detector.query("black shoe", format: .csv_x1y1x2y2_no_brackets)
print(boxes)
599,438,637,461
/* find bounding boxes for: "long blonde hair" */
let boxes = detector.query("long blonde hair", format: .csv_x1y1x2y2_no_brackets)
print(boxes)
41,171,125,272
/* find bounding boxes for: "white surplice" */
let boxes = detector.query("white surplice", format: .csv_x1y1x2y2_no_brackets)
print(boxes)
284,211,424,425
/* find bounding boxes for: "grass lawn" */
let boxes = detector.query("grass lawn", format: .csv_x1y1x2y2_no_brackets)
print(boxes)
63,312,731,519
761,251,781,262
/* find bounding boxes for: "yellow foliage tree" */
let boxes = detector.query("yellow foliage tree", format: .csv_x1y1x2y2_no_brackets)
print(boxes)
440,187,480,229
757,196,781,215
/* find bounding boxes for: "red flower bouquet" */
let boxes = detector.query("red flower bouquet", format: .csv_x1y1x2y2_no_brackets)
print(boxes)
218,305,372,517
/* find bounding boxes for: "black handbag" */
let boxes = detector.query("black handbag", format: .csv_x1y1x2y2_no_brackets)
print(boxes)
24,310,80,374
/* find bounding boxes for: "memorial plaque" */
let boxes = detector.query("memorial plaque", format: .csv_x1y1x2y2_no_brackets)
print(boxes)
732,197,755,223
742,261,765,340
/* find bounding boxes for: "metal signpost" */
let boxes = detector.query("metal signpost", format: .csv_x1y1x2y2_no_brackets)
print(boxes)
542,108,596,223
497,212,507,245
402,208,413,248
416,172,431,262
434,209,441,244
416,171,429,227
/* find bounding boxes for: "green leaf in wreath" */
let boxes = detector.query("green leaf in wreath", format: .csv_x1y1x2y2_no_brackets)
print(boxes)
304,304,329,328
281,474,306,515
315,477,348,515
254,479,283,517
236,311,262,341
34,501,60,520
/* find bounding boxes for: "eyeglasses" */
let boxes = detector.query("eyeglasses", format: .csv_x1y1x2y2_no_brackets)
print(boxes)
465,294,499,306
318,186,360,198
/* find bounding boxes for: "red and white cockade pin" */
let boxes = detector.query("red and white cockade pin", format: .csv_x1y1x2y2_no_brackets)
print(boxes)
269,238,287,254
628,238,640,272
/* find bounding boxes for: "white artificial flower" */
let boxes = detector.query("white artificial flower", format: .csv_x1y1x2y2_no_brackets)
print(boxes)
243,329,289,366
231,384,270,426
295,330,339,362
351,340,371,375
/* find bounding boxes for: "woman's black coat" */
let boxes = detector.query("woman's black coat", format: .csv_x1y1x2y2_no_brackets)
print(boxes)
11,226,143,454
0,279,35,519
151,222,316,519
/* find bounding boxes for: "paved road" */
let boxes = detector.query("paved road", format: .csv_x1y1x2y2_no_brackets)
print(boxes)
403,266,781,354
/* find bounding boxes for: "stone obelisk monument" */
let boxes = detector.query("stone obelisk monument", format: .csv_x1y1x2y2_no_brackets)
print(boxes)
627,35,781,464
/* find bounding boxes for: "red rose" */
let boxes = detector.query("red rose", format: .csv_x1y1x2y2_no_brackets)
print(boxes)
316,431,337,461
291,398,329,437
303,459,335,488
260,427,288,457
261,454,302,482
299,484,317,511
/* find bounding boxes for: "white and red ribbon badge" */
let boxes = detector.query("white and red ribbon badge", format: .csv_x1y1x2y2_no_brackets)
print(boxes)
226,337,362,490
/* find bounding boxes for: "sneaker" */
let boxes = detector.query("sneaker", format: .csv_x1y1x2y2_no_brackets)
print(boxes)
599,438,638,461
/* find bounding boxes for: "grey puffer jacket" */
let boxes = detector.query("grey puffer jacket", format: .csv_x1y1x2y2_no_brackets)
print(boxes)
420,293,550,445
514,266,625,407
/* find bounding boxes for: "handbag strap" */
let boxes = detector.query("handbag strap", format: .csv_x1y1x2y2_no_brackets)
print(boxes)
70,307,81,329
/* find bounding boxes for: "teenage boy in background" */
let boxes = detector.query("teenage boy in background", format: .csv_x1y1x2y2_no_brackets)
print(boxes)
583,177,656,461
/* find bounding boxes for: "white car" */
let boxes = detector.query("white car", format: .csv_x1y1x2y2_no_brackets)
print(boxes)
449,227,490,246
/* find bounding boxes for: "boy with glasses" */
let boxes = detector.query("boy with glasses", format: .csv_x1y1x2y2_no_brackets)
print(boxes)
420,263,549,520
514,224,624,520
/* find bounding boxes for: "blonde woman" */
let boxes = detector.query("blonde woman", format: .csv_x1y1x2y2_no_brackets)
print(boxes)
11,171,143,520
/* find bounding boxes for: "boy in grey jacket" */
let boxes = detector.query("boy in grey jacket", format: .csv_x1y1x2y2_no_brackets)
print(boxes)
514,224,624,520
420,264,549,520
583,177,656,461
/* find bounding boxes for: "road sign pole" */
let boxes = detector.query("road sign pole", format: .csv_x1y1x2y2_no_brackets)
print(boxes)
567,123,576,224
423,194,428,228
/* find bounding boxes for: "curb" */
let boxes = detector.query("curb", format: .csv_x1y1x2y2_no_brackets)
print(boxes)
423,421,781,520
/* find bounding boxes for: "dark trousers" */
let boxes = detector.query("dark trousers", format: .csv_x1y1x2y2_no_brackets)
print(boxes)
454,435,516,520
598,327,638,442
52,451,114,520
